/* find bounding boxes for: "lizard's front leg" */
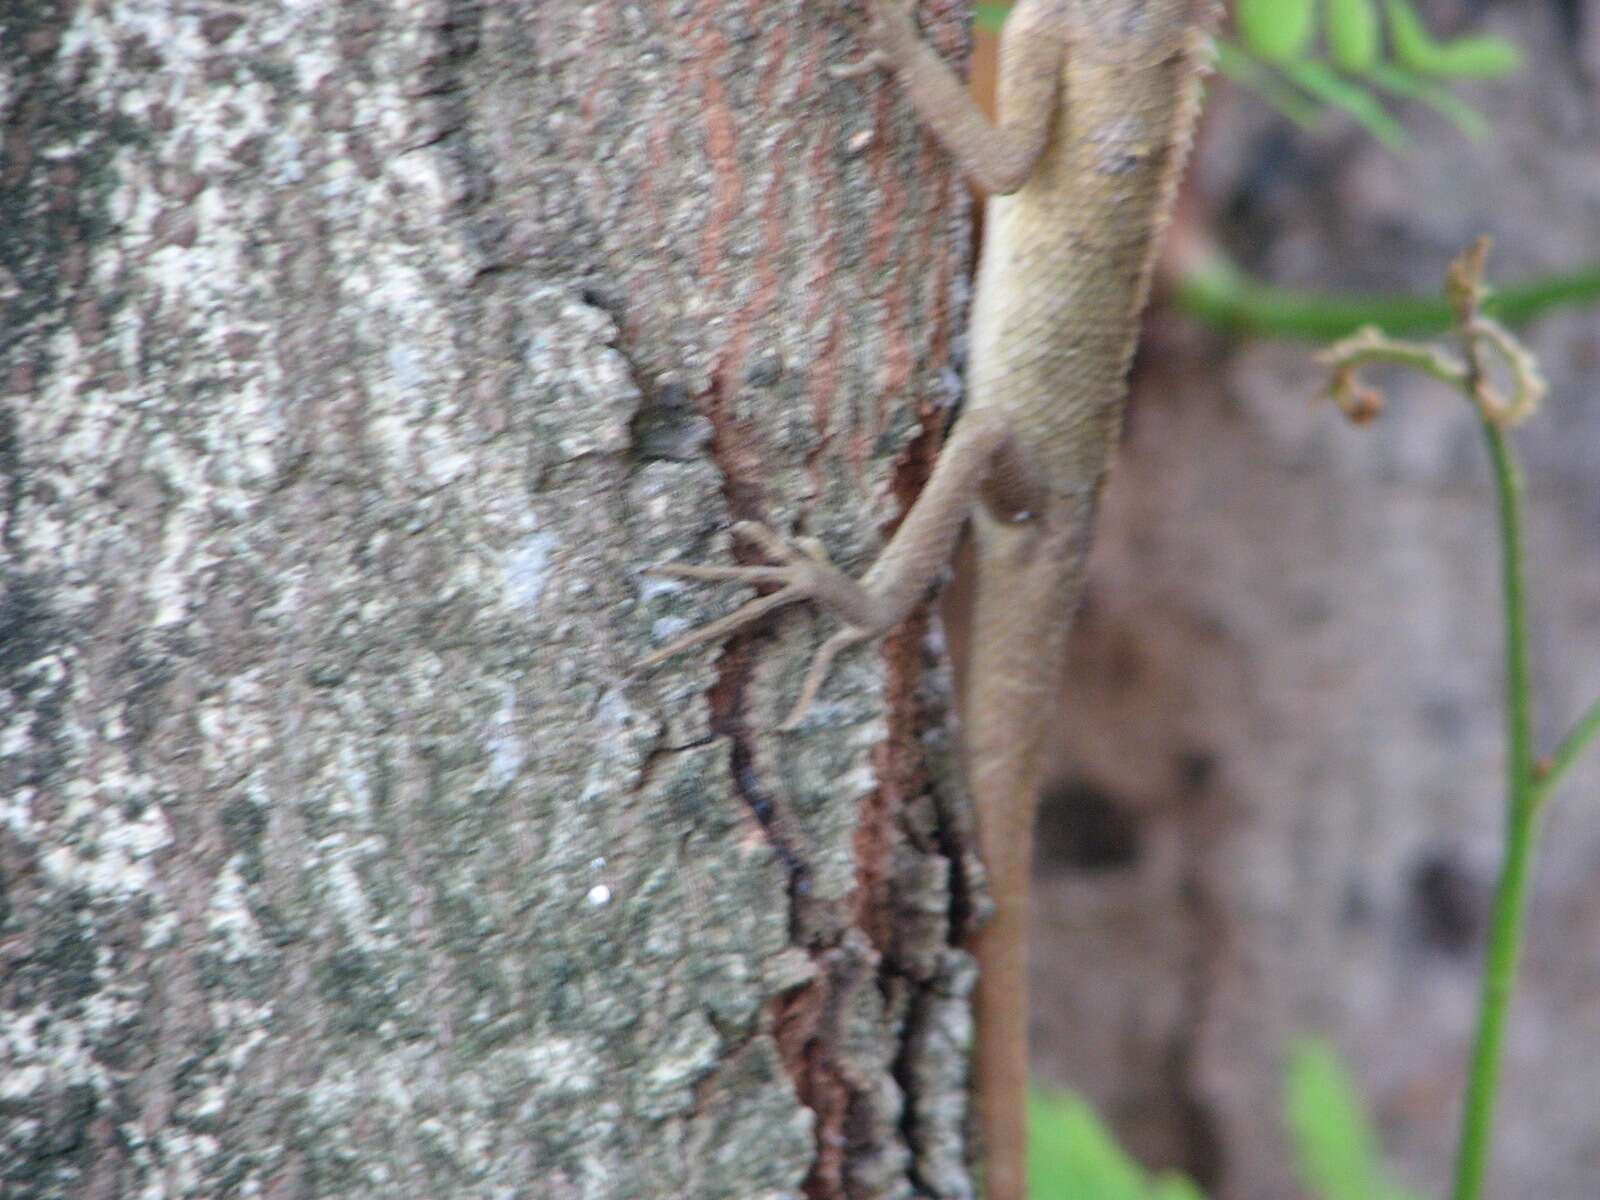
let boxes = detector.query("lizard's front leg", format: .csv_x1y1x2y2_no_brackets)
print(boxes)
641,412,1040,726
840,0,1066,194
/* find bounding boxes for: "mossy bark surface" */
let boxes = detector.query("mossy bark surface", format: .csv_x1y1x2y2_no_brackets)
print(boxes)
0,3,980,1197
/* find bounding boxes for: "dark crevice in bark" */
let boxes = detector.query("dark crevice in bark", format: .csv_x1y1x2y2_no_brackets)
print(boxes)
691,342,866,1195
427,0,492,226
0,407,22,556
728,734,814,892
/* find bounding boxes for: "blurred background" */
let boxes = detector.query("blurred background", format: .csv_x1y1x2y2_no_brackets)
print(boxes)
2,2,1594,1197
962,2,1600,1197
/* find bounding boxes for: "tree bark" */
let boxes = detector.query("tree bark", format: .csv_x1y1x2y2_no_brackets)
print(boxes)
1,2,980,1197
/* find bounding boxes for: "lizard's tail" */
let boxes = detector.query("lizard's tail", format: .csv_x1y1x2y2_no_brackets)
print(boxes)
969,828,1037,1200
959,501,1091,1200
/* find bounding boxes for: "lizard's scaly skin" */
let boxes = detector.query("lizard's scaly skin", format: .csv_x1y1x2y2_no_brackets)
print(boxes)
961,7,1216,1196
971,1,1212,483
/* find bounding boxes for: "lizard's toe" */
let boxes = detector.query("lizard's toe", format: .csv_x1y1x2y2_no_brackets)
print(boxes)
645,561,793,586
778,627,870,729
828,49,892,80
728,521,807,564
638,584,810,670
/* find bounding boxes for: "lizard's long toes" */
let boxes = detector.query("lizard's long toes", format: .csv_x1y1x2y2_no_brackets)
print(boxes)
792,535,834,565
643,562,793,585
777,627,869,730
638,585,806,670
727,521,804,564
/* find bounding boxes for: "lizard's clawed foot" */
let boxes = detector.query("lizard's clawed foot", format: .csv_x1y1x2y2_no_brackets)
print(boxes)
640,522,876,728
830,0,918,79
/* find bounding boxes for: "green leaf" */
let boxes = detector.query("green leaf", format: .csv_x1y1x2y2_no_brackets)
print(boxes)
1421,35,1521,78
1326,0,1382,73
1149,1174,1210,1200
975,2,1012,34
1214,39,1324,130
1279,60,1409,150
1029,1091,1148,1200
1236,0,1319,64
1368,63,1490,140
1285,1040,1383,1200
1284,1039,1425,1200
1028,1091,1208,1200
1386,0,1521,78
1386,0,1444,70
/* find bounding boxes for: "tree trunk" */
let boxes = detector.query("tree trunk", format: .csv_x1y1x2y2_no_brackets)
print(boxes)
1,3,980,1197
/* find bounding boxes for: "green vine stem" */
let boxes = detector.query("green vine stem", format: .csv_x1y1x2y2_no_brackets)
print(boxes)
1452,418,1535,1200
1531,697,1600,809
1317,240,1600,1200
1178,249,1600,341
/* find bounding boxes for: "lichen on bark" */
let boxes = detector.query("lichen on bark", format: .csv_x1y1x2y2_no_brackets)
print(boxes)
2,2,979,1197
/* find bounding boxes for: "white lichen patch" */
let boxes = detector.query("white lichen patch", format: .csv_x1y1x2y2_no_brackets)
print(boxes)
151,507,212,631
195,674,274,773
0,988,138,1107
485,682,524,785
761,947,819,992
125,1127,222,1198
0,1063,49,1102
38,778,171,899
0,759,36,837
206,860,264,962
208,1008,271,1077
502,529,558,610
315,849,388,950
525,297,639,464
141,908,182,951
637,1011,721,1119
491,1035,606,1099
333,743,373,817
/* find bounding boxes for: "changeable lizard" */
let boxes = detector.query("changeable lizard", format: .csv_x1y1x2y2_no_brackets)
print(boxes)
643,2,1220,1195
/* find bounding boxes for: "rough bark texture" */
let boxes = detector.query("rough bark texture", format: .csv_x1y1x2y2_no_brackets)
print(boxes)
1031,3,1600,1198
1,2,979,1197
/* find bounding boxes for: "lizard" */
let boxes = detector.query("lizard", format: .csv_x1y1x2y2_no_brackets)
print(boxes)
642,2,1220,1196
